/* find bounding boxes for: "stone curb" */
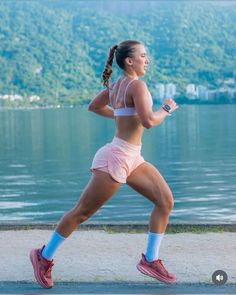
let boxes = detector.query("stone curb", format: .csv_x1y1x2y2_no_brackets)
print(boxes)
0,222,235,232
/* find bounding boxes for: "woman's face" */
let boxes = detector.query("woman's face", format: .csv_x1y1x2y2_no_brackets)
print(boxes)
125,44,150,76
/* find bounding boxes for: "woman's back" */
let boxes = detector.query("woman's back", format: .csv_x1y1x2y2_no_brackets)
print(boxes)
109,76,145,144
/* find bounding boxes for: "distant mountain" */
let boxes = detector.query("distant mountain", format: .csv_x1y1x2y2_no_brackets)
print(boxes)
0,0,235,106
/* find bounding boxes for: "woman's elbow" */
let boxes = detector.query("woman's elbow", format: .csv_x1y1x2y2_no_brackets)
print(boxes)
87,102,95,112
142,116,163,129
142,119,153,129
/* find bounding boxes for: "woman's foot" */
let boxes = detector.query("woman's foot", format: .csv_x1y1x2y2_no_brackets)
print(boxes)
137,253,176,284
30,246,54,288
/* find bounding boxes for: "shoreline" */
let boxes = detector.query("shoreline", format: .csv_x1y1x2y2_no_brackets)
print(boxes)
0,222,235,232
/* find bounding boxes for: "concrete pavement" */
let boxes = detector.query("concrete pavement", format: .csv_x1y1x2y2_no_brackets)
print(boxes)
0,229,235,293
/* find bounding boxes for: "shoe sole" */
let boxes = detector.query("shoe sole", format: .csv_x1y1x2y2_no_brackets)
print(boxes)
136,263,176,284
30,249,52,289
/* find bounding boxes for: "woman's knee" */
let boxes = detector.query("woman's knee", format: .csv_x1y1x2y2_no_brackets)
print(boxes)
70,206,95,225
155,192,174,213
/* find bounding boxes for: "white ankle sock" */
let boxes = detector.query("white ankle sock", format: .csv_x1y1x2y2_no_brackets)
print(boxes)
145,231,164,262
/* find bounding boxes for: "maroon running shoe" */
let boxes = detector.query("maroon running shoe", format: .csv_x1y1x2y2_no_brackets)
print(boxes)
136,253,176,284
30,245,54,289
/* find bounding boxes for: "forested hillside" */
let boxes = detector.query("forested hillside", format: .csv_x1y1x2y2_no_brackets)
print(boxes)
0,1,235,106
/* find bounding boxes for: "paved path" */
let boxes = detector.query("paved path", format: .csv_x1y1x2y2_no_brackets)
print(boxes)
0,230,235,293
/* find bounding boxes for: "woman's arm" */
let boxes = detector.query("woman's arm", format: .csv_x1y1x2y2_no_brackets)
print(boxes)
88,88,114,118
132,80,178,129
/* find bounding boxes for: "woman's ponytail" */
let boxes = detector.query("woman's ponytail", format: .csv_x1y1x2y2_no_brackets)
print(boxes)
102,45,118,88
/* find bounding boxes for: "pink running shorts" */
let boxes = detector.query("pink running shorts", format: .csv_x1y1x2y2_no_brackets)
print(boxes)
91,137,145,183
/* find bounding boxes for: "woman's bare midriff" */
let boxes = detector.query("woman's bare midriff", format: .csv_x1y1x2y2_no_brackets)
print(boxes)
115,116,144,145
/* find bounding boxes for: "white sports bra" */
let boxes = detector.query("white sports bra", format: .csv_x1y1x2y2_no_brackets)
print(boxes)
109,76,153,117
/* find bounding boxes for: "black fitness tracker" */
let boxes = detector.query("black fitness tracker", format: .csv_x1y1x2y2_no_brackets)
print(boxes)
162,104,171,113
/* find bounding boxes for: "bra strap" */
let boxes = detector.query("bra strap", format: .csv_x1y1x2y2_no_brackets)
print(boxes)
123,79,137,107
115,77,127,104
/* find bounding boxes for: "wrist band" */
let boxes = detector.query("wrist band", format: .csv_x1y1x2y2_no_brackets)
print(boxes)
162,105,172,116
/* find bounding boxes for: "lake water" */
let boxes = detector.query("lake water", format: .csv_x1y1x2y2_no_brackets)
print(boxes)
0,105,235,224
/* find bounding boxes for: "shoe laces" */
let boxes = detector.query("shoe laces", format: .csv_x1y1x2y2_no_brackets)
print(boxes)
38,251,54,275
45,260,54,274
153,259,169,275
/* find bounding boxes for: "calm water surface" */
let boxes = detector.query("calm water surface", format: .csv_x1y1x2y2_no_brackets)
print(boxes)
0,105,235,223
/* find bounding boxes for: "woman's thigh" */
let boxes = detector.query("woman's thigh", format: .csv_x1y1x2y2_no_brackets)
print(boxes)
126,162,173,207
74,170,120,216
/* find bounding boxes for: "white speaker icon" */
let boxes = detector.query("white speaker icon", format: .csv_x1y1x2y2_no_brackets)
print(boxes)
213,270,227,285
216,274,223,281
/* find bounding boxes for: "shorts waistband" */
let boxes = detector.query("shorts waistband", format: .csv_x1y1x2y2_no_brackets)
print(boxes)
111,136,142,152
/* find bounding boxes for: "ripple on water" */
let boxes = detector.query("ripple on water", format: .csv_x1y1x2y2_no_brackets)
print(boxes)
8,164,27,168
0,202,38,209
0,215,31,221
0,194,21,198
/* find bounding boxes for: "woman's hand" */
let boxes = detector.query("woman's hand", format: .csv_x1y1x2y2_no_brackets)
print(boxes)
163,98,179,113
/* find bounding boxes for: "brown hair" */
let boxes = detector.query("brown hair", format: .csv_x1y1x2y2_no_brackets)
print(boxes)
102,40,142,88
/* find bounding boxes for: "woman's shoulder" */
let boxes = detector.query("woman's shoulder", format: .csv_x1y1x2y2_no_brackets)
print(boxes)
129,79,149,94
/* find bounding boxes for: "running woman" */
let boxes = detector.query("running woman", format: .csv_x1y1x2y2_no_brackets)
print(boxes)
30,40,179,288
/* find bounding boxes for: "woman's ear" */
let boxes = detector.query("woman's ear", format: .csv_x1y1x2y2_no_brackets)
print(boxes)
125,57,133,67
